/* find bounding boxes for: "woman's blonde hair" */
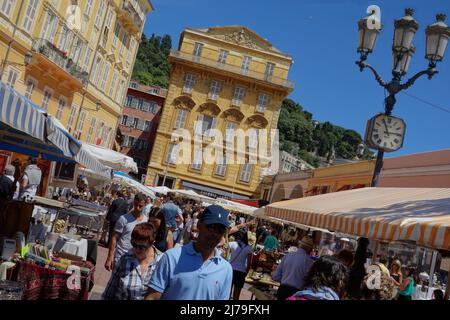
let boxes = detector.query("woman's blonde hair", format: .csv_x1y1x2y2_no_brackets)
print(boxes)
392,259,402,271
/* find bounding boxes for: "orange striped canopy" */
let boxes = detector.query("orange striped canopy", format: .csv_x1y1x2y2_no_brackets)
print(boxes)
264,188,450,251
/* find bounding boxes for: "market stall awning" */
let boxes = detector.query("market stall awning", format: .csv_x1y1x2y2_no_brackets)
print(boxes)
0,82,112,178
76,145,112,179
50,118,112,179
263,188,450,250
113,171,155,199
148,186,172,195
81,143,138,173
0,81,79,161
254,206,334,233
214,198,258,215
173,189,216,203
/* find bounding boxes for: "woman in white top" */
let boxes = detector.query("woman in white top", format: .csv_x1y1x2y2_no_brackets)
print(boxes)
229,230,253,300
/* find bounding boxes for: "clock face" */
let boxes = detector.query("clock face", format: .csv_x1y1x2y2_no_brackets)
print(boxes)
367,115,406,152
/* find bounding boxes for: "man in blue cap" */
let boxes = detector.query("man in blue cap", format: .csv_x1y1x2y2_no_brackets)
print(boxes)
146,205,232,300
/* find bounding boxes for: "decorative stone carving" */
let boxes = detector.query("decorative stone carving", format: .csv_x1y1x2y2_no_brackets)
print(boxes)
222,108,245,122
224,29,259,50
173,96,196,110
246,114,269,128
198,102,221,116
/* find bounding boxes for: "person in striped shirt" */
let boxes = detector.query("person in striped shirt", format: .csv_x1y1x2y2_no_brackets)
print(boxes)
102,223,163,300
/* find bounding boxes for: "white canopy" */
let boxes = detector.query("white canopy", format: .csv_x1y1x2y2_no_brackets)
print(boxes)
148,186,172,195
173,189,216,203
112,171,155,199
214,198,258,215
81,143,138,173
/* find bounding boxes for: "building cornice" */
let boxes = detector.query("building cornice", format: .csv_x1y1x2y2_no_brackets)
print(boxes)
183,28,293,63
381,164,450,177
309,172,373,183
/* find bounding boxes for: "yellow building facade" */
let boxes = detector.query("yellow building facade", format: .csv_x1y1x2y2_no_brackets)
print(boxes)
0,0,153,148
306,160,375,196
145,26,294,199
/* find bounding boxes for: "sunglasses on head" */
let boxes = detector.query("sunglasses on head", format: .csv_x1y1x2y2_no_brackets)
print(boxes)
131,241,151,250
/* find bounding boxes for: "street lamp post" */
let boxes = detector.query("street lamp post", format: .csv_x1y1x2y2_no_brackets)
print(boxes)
348,8,450,299
356,9,450,187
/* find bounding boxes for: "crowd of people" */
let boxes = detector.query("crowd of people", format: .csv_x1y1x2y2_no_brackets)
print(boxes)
0,157,42,202
95,189,447,301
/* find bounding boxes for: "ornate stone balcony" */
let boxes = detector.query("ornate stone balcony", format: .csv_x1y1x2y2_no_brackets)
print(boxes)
32,39,89,86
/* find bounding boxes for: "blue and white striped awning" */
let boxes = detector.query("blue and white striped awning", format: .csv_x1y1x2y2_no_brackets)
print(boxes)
47,117,112,179
0,81,46,141
76,144,112,179
0,81,112,178
0,81,77,161
46,116,81,158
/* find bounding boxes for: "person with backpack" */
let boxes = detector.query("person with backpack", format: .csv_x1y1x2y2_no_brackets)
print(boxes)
228,230,253,300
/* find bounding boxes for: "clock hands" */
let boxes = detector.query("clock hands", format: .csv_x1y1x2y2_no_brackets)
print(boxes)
382,119,390,137
384,132,402,137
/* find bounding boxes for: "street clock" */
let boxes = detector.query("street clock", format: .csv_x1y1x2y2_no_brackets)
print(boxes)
364,114,406,152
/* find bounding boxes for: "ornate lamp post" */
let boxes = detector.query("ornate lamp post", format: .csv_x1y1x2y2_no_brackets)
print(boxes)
356,9,450,187
348,9,450,300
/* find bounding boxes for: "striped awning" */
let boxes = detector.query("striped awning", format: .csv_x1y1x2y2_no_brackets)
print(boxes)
0,81,46,141
76,145,112,179
46,116,80,158
0,81,112,178
264,188,450,250
0,81,79,159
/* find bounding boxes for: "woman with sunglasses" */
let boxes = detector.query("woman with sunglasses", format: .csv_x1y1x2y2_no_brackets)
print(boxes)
102,223,163,300
149,208,174,253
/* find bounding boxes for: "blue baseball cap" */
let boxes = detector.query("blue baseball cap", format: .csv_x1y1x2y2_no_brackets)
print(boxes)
201,205,230,227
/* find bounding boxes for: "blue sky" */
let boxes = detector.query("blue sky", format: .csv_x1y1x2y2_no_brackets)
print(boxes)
144,0,450,157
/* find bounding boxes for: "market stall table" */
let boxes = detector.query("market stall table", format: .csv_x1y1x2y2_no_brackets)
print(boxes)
248,285,277,300
14,258,94,300
53,235,88,260
245,275,280,288
51,206,106,241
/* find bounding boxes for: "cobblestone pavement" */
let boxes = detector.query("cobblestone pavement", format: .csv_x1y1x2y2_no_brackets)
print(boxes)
89,245,254,300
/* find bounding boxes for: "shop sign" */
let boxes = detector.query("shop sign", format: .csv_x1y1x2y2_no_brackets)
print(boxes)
440,258,450,271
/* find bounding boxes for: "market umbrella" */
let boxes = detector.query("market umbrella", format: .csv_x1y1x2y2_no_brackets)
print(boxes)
148,186,172,195
81,143,138,174
113,171,155,199
173,189,215,203
214,198,258,216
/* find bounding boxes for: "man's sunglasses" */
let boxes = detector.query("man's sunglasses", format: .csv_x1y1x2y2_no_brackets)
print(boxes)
131,242,151,250
206,224,227,234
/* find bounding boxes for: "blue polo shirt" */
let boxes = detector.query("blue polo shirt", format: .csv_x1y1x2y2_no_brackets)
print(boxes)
149,242,232,300
160,201,180,229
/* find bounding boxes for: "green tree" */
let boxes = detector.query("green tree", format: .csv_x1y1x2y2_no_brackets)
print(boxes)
131,33,172,88
277,99,373,167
